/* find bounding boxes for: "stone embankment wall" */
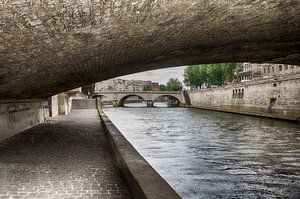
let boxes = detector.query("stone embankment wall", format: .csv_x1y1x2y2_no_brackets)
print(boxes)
0,100,47,141
0,93,78,141
189,75,300,121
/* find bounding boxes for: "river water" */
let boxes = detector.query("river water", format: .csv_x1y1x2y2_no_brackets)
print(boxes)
103,103,300,199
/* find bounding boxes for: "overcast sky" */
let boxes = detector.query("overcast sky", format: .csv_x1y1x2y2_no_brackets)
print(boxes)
119,66,187,84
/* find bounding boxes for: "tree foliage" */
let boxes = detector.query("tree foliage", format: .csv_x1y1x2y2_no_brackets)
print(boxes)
143,85,152,91
184,63,240,88
159,84,167,91
166,78,183,91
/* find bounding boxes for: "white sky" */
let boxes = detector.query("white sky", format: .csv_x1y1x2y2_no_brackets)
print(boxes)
119,66,187,84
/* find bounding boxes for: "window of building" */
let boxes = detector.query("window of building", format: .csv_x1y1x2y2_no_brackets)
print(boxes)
284,64,288,70
272,67,274,72
270,98,276,106
233,89,239,99
268,67,270,73
264,68,266,73
279,65,282,71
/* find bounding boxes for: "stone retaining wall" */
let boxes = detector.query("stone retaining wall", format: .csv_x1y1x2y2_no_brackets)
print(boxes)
0,100,47,141
189,75,300,121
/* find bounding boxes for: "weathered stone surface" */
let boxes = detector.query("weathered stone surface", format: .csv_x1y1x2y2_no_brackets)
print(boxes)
0,100,47,141
0,0,299,99
189,74,300,121
72,99,97,109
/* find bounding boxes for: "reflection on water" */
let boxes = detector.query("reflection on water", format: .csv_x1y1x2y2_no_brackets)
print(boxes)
117,102,170,108
123,103,147,107
103,105,300,199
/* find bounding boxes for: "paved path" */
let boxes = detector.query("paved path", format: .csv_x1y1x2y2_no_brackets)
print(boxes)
0,109,132,199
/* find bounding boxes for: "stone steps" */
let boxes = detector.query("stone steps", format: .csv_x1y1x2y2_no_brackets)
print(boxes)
72,99,96,109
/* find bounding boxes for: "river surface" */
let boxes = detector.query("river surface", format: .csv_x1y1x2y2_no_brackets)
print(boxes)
103,103,300,199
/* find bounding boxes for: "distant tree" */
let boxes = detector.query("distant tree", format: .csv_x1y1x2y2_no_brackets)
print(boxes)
234,63,243,74
166,78,183,91
206,64,224,86
159,84,167,91
143,85,152,91
184,65,199,88
222,63,241,83
184,63,240,88
184,65,209,88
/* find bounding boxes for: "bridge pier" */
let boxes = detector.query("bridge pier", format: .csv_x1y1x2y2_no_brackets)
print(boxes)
112,100,119,107
167,99,181,107
146,100,154,107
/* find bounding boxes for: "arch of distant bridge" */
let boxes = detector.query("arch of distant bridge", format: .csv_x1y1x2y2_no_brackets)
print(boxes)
94,92,185,107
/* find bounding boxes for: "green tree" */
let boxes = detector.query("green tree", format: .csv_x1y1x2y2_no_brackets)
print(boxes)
184,63,240,88
184,65,209,88
206,64,224,86
184,65,199,87
143,85,152,91
222,63,241,83
159,84,167,91
166,78,183,91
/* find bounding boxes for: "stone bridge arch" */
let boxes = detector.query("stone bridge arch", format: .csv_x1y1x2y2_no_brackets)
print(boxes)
152,94,182,107
118,94,147,107
0,1,299,99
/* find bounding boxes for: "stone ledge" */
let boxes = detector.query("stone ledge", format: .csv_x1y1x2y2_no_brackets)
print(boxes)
98,108,181,199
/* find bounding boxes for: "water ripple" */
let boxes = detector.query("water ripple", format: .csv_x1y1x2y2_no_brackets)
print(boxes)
103,105,300,199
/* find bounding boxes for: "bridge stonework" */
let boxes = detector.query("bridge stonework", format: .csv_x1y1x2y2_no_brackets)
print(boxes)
1,0,300,99
95,91,185,107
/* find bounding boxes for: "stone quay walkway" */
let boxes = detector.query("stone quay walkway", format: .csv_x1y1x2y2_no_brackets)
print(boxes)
0,109,132,199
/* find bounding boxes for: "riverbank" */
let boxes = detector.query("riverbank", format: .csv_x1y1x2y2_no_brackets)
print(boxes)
188,74,300,122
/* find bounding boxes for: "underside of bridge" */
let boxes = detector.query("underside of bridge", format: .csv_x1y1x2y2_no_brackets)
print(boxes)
118,95,146,107
153,95,181,107
1,0,299,99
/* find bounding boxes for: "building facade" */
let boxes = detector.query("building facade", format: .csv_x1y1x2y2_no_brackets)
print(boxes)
95,78,160,92
261,64,300,79
236,63,262,83
236,63,300,83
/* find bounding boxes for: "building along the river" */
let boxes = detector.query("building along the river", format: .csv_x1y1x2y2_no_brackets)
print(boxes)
95,78,160,92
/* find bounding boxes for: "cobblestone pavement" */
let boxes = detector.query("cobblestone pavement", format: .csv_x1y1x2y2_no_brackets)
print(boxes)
0,109,132,199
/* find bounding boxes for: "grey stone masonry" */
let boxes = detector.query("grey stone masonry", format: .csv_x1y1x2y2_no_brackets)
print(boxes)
0,109,132,199
0,0,299,99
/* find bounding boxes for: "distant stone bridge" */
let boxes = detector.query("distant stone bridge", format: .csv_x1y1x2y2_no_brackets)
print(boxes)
94,91,186,107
